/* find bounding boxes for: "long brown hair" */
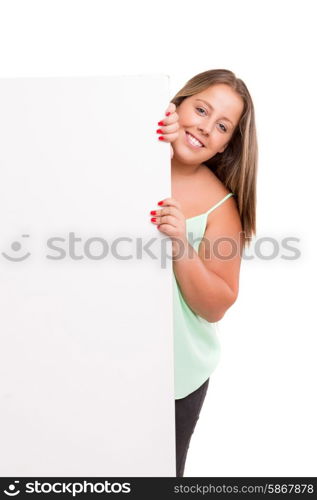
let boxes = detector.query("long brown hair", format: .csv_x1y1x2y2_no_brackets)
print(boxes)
171,69,258,248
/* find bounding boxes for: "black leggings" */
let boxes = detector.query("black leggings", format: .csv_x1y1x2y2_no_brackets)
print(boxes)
174,377,210,477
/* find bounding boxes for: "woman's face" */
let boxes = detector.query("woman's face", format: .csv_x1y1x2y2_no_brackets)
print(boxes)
172,83,244,166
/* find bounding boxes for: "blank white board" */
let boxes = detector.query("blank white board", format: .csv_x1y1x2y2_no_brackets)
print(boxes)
0,75,175,476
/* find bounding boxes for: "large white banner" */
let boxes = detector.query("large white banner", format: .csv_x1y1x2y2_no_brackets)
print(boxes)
0,75,175,476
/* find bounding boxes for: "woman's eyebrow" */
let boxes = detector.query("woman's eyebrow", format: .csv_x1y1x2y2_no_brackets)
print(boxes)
195,98,233,127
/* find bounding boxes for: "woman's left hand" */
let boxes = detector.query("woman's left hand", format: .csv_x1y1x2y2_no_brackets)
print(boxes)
157,102,179,159
150,197,187,241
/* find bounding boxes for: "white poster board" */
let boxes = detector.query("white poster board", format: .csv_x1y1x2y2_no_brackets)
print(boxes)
0,75,175,476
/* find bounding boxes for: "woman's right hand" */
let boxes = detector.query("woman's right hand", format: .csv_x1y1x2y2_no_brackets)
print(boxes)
156,102,179,159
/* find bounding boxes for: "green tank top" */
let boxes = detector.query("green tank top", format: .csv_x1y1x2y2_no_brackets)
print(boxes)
173,192,234,399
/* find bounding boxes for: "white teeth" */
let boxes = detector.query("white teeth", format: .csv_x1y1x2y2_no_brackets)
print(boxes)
187,132,203,147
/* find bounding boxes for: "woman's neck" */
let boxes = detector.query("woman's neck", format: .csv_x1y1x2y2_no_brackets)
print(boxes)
171,158,203,178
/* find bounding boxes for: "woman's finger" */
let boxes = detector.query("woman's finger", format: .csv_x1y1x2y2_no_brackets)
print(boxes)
158,132,179,144
157,197,182,210
151,206,180,218
156,122,179,135
151,214,179,227
158,111,178,126
164,102,176,116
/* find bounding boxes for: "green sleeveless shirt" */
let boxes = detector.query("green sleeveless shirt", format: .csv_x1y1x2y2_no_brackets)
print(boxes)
173,192,234,399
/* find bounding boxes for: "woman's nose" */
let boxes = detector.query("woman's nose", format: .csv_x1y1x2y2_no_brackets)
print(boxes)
197,124,210,137
197,119,214,136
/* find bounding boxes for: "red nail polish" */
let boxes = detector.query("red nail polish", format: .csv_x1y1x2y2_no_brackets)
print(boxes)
156,129,163,134
165,111,171,116
150,210,156,215
151,217,157,222
158,136,164,141
158,120,164,126
158,201,163,206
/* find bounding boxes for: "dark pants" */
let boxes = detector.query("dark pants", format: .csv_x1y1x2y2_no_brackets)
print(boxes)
175,377,210,477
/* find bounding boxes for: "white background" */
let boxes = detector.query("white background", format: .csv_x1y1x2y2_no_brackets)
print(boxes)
0,0,316,477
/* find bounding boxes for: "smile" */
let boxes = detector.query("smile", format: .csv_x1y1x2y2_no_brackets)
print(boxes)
185,132,205,148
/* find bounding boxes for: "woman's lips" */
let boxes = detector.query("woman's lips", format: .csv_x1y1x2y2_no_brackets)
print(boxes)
185,131,205,149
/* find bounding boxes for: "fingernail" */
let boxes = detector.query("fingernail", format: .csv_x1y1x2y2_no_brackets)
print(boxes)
151,217,157,222
165,111,171,116
150,210,156,215
156,129,163,134
158,136,164,141
158,201,163,206
158,120,164,126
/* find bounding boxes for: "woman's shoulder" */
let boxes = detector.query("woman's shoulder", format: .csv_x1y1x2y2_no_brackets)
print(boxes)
199,166,242,235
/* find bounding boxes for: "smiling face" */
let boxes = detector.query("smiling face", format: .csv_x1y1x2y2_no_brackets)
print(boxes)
172,83,244,167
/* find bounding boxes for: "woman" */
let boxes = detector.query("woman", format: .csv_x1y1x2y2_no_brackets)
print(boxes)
150,69,258,476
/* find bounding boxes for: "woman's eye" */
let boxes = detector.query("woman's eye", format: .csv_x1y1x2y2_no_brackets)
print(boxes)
218,123,227,133
196,107,206,115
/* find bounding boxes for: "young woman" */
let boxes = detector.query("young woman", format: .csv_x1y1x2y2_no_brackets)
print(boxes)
149,69,258,477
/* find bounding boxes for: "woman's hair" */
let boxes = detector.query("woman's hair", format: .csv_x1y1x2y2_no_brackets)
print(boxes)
171,69,258,249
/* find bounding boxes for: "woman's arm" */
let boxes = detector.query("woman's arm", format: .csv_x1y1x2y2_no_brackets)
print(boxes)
172,197,243,323
173,241,236,322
